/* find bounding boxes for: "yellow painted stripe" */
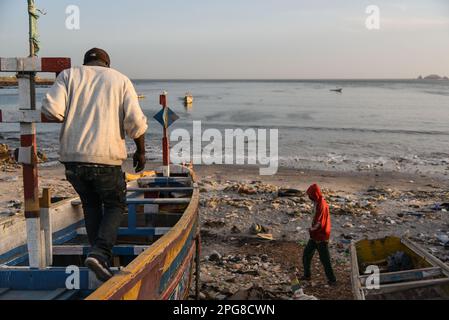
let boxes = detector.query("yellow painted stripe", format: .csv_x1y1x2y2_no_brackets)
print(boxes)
122,281,142,300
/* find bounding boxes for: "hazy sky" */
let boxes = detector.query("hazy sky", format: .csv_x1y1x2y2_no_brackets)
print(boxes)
1,0,448,79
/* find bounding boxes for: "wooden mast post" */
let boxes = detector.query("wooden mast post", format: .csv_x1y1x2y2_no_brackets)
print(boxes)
159,91,170,177
155,91,179,177
0,1,71,269
22,0,41,269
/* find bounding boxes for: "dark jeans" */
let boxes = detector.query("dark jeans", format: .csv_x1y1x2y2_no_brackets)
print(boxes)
65,163,126,262
303,239,337,282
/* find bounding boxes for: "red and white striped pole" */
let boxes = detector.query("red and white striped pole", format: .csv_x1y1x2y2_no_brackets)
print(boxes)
159,91,170,177
22,2,42,268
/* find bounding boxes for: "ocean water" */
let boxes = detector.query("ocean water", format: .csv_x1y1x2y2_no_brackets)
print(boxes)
1,79,449,175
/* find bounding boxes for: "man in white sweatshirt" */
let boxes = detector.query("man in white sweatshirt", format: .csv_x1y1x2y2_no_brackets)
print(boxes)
42,48,148,281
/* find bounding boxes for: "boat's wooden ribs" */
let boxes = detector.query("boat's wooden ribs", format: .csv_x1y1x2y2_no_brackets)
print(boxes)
118,227,171,236
71,198,191,207
126,198,191,205
138,177,191,184
127,187,193,193
359,267,442,286
53,245,149,256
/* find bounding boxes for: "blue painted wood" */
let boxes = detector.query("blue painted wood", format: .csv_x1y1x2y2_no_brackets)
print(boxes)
0,267,91,290
0,220,83,265
139,177,190,183
53,220,85,240
118,227,170,236
126,198,190,205
158,220,197,294
128,204,137,230
127,187,193,193
52,245,149,256
5,254,29,266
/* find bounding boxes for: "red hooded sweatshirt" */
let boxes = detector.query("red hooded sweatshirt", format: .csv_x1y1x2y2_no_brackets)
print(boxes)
307,184,331,242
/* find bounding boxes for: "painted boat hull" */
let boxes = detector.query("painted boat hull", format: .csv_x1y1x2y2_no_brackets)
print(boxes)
0,164,200,300
88,167,200,300
351,236,449,300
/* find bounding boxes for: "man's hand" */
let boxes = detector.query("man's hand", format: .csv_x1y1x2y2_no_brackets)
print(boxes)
133,134,146,173
133,151,146,173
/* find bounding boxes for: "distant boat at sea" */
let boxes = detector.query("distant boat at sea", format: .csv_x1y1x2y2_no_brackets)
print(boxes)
184,93,193,105
330,88,343,93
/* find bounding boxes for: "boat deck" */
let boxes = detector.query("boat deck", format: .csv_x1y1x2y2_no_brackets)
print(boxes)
351,237,449,300
0,172,197,300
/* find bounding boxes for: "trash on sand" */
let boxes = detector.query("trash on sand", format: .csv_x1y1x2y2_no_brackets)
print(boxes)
278,188,304,197
230,225,242,234
291,289,318,300
203,219,226,229
436,234,449,247
432,203,449,212
229,286,270,300
387,251,413,272
209,250,222,262
397,212,425,218
256,233,274,241
250,223,270,235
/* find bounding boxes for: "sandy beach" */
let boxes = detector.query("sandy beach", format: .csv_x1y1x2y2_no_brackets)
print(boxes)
1,161,448,300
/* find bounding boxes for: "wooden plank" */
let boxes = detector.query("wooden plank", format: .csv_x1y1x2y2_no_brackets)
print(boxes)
363,277,449,296
0,288,10,296
41,57,71,73
0,267,119,290
402,238,449,277
128,204,137,230
0,110,59,123
55,289,80,300
138,177,191,184
72,198,190,207
118,227,171,237
39,288,67,300
0,57,41,72
359,267,442,285
53,245,149,256
350,241,365,300
127,187,194,193
126,198,191,205
0,57,70,72
0,110,42,123
40,188,53,266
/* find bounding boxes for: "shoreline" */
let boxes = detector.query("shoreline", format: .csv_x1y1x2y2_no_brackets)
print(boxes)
1,162,448,299
0,78,54,88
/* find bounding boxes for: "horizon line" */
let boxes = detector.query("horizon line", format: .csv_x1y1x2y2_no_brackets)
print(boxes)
130,77,428,81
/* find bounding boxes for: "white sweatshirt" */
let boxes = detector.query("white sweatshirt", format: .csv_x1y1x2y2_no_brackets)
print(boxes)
42,66,148,166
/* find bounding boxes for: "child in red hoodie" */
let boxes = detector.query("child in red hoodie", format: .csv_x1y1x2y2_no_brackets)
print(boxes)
301,184,337,285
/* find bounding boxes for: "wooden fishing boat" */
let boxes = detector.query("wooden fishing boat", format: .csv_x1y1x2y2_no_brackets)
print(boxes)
184,93,193,105
0,164,200,300
351,236,449,300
